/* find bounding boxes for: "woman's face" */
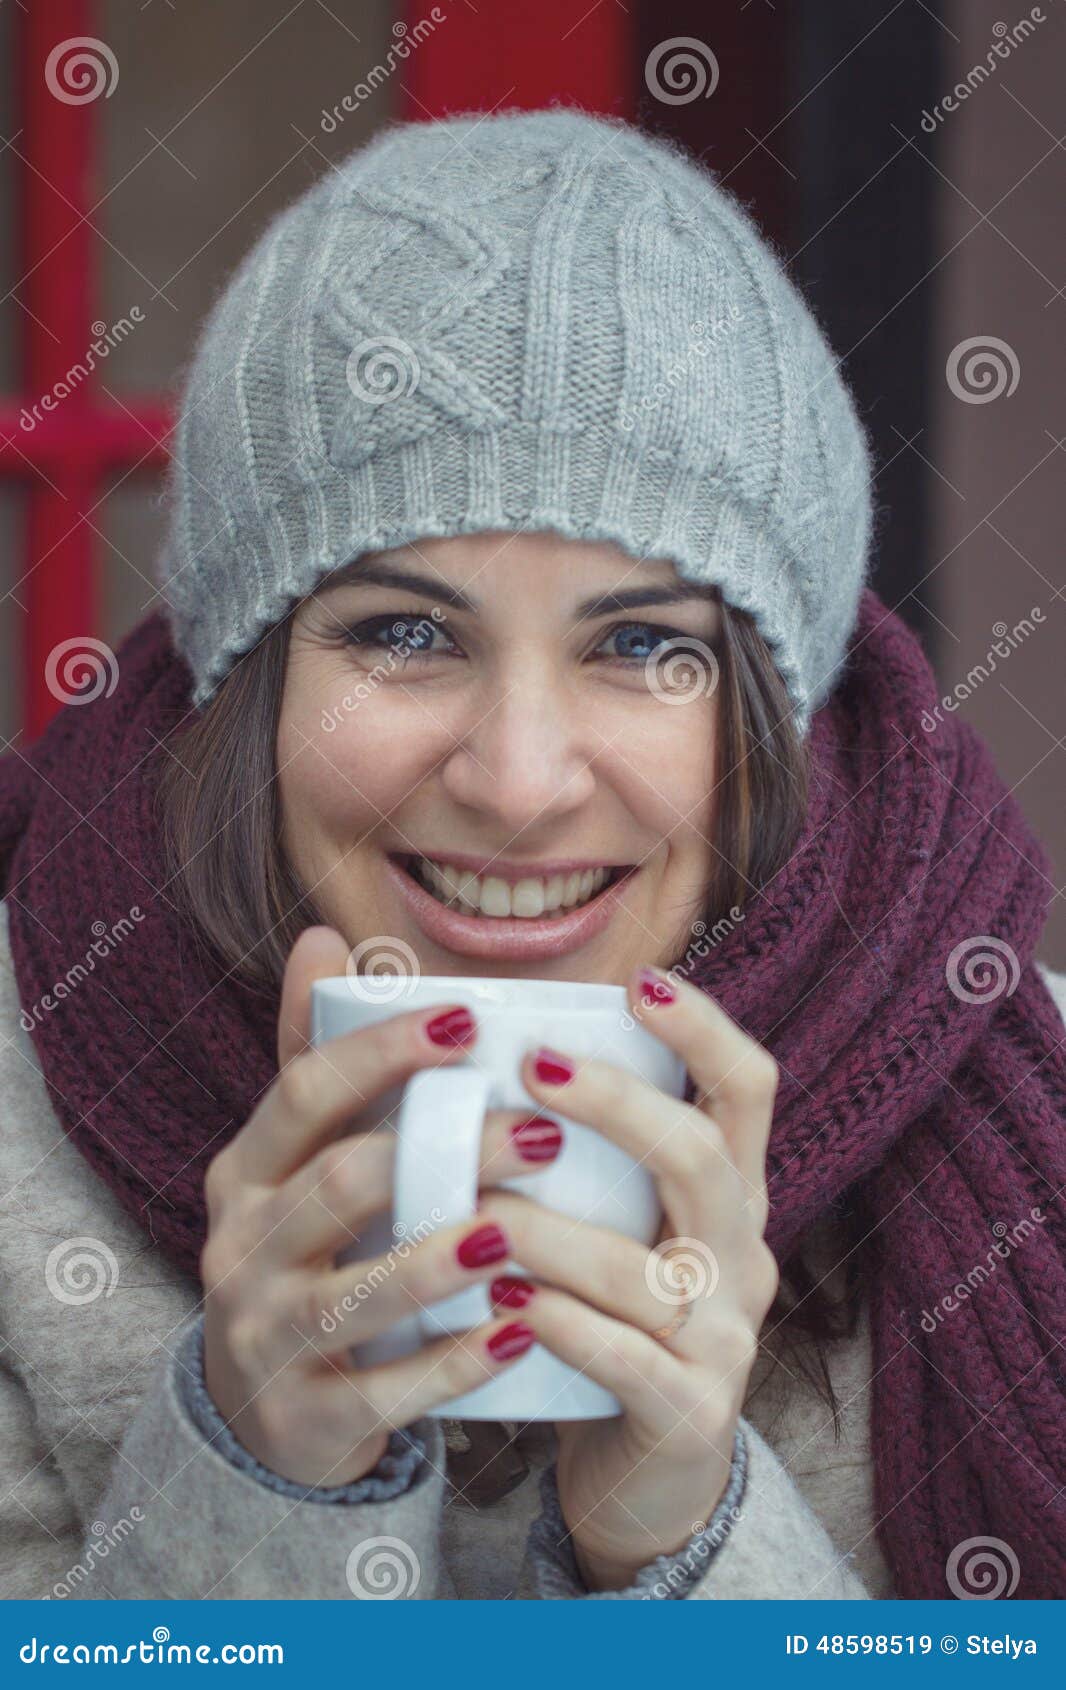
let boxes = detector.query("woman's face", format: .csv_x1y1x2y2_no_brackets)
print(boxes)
278,531,721,984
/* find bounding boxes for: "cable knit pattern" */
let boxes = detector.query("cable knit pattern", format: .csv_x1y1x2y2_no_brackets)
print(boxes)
176,1315,427,1504
152,108,873,728
0,597,1063,1597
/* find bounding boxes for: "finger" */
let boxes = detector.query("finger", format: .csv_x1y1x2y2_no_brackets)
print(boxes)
519,1045,745,1230
318,1313,538,1430
487,1277,692,1438
222,997,478,1190
476,1189,723,1336
277,925,352,1070
259,1109,565,1266
626,965,778,1204
292,1215,520,1351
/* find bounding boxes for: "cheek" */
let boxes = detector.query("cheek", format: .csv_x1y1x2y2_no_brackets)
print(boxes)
277,680,444,837
606,703,717,839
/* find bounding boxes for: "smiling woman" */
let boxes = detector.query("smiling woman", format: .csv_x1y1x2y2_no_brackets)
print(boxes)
1,106,1065,1606
158,531,806,989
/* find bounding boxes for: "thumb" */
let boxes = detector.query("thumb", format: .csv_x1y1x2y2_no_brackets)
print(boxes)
277,925,351,1070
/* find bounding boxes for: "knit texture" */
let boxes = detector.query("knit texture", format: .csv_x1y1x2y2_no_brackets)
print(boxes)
155,106,873,730
1,589,1063,1598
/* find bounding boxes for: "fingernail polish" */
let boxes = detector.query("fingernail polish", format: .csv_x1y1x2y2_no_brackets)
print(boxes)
456,1223,509,1269
490,1276,537,1309
638,967,677,1006
487,1321,536,1361
511,1115,563,1162
426,1006,476,1047
533,1047,575,1085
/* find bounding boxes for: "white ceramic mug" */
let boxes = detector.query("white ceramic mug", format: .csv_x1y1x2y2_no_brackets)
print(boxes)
310,975,687,1420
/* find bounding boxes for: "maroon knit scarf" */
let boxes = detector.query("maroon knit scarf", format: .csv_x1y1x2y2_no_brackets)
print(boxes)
1,591,1064,1599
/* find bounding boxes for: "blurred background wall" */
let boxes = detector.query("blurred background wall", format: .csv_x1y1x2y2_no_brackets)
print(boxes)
1,0,1062,960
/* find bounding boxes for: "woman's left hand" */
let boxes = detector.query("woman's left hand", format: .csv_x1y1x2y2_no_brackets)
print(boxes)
476,964,780,1594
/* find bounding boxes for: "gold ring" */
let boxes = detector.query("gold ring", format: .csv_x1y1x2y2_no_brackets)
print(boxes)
650,1299,695,1343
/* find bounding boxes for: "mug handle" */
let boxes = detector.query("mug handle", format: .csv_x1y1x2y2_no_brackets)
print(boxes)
393,1067,497,1341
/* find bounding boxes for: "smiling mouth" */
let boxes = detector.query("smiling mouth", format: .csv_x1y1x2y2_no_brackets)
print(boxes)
390,853,635,920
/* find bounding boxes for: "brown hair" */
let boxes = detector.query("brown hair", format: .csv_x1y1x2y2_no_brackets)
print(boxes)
156,594,866,1419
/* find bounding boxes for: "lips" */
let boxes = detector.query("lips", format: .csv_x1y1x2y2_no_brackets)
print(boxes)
384,852,639,961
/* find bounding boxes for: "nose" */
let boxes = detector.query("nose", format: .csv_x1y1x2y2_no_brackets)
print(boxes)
437,669,597,832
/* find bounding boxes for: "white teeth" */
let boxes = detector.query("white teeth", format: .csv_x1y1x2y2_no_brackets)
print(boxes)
511,878,545,918
414,858,618,919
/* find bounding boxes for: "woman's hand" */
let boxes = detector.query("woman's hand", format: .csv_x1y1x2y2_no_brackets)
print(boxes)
476,964,780,1593
200,926,561,1489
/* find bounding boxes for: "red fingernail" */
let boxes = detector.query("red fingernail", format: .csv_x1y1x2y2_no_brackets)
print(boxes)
456,1223,509,1269
426,1007,476,1047
511,1115,563,1162
638,967,677,1006
487,1321,536,1361
490,1275,537,1309
533,1047,575,1085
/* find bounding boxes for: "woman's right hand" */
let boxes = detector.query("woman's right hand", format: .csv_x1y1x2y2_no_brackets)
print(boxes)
201,926,557,1489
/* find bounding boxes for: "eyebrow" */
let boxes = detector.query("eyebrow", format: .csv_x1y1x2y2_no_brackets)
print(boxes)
320,558,717,620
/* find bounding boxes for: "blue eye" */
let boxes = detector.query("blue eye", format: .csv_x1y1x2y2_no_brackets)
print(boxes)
597,621,684,661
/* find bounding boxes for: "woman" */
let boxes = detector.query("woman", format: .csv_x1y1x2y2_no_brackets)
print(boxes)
1,108,1063,1603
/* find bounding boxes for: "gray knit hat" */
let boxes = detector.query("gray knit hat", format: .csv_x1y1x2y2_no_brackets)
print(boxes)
157,107,874,731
